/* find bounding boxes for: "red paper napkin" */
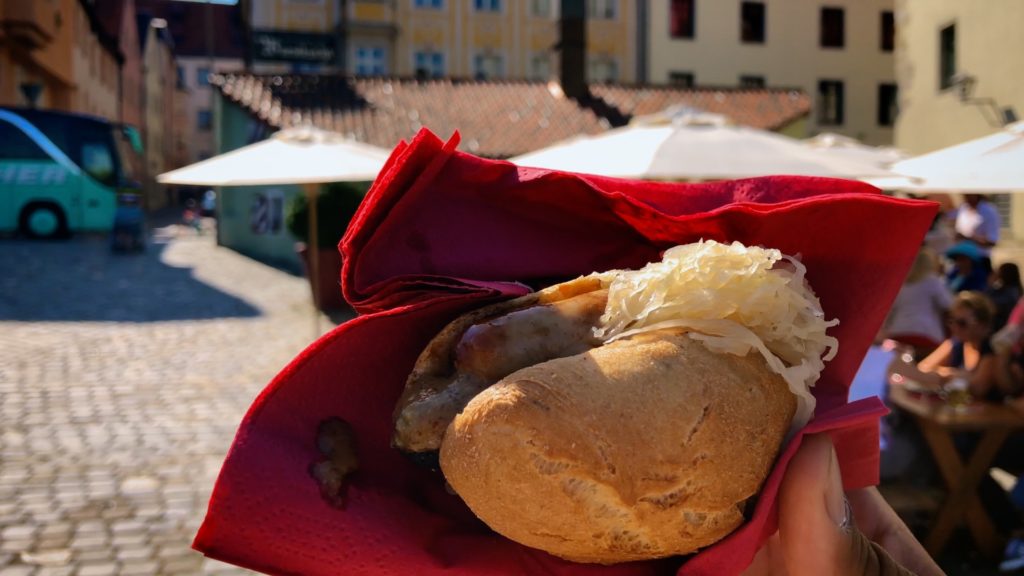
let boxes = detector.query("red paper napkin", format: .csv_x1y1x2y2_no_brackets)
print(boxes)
194,129,938,575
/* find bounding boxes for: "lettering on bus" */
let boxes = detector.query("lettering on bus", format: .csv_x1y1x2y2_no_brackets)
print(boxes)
0,164,69,186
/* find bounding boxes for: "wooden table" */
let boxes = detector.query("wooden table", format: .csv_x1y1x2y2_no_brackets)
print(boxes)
888,385,1024,558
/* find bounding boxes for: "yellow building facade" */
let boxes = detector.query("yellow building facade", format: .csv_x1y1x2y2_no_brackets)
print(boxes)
1,0,76,110
246,0,637,82
1,0,121,119
389,0,636,81
646,0,895,144
71,1,119,120
895,0,1024,236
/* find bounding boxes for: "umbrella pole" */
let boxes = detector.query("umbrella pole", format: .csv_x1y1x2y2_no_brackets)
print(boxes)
305,182,321,338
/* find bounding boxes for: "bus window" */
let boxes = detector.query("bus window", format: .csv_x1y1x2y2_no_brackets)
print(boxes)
0,121,50,160
81,142,115,186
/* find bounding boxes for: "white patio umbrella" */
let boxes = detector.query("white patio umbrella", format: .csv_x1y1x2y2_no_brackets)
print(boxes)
158,126,389,185
874,122,1024,192
803,132,908,168
510,108,894,180
158,126,390,335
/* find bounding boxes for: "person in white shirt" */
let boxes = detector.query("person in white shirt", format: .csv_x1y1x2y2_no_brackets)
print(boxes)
954,194,1000,253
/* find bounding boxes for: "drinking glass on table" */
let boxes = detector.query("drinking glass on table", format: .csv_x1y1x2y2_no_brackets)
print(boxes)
943,376,972,412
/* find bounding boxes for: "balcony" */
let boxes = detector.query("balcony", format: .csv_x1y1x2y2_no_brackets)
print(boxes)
1,1,56,50
347,0,398,38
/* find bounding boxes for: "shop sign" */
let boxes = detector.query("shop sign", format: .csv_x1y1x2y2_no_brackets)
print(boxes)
252,30,337,64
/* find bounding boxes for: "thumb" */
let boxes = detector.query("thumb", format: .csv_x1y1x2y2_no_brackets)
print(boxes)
778,434,924,576
779,433,855,576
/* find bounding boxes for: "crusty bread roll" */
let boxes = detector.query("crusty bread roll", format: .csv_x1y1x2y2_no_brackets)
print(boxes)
439,330,796,564
393,241,836,563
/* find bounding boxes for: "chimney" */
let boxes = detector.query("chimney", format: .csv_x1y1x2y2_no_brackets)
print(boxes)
559,0,587,100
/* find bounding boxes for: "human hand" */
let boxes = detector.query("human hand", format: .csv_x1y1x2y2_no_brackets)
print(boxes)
741,434,945,576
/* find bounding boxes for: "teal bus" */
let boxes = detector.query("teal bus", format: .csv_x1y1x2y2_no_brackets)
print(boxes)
0,107,143,238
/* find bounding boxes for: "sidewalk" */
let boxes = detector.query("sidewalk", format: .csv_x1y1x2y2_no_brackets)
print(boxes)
0,222,351,575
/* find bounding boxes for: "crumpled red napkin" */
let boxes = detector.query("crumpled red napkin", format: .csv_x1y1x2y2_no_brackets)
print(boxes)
194,129,937,576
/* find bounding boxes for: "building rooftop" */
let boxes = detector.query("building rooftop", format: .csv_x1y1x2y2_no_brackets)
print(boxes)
135,0,245,59
80,0,124,63
213,74,811,159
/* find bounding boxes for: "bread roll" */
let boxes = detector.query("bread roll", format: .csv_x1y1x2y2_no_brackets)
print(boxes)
439,330,796,564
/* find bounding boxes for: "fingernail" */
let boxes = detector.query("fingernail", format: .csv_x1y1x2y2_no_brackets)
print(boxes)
823,437,846,527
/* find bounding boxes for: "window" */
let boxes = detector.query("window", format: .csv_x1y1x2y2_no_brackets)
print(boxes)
669,71,694,88
0,121,49,160
878,83,898,126
197,110,212,131
530,53,551,80
474,0,500,11
588,58,618,82
939,24,956,90
355,46,386,76
413,0,443,8
473,53,504,80
587,0,616,20
739,75,765,88
817,80,844,125
820,7,844,48
197,67,211,87
670,0,695,39
881,11,895,52
81,142,115,185
414,51,445,78
741,2,765,44
176,65,185,88
531,0,551,17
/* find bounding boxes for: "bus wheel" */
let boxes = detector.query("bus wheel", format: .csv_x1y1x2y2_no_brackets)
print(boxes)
19,203,67,239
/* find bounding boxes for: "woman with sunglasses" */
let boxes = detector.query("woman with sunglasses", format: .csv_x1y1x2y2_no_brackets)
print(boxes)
892,290,1008,402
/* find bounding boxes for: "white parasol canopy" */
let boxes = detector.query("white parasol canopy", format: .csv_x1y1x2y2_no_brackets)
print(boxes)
158,126,390,336
873,122,1024,193
802,132,908,168
157,126,389,186
509,108,894,180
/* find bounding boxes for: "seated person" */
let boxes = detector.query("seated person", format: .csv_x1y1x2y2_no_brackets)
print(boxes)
890,291,1009,402
995,337,1024,402
880,248,952,356
987,263,1023,331
1000,397,1024,573
945,241,991,293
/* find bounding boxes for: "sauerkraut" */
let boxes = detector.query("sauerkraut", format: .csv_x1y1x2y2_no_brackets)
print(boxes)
594,240,838,429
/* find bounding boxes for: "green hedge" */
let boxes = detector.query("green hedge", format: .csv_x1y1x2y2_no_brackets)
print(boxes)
285,182,368,248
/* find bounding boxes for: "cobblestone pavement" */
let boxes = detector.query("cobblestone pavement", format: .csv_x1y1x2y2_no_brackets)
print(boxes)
0,223,350,575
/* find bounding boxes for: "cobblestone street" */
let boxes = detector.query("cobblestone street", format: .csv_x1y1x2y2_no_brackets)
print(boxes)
0,222,347,575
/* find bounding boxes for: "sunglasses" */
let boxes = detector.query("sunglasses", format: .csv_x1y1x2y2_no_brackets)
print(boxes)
948,317,975,328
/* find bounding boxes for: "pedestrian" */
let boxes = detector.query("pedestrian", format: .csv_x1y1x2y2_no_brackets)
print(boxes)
201,189,217,218
183,199,202,235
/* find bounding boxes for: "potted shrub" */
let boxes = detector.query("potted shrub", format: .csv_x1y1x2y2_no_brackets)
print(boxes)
286,182,366,311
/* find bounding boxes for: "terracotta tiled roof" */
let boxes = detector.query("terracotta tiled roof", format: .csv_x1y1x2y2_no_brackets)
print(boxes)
213,74,811,159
